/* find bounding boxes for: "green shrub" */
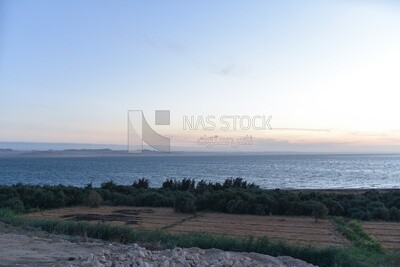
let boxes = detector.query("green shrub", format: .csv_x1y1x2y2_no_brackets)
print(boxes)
310,201,328,222
333,218,384,253
222,178,258,189
226,197,245,214
85,190,102,208
371,207,390,221
389,207,400,221
195,192,212,211
323,199,345,216
351,210,369,221
1,198,25,213
132,178,149,189
174,193,196,213
163,179,195,191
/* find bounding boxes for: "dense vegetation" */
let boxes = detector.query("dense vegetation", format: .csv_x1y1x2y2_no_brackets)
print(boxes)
1,178,400,221
1,179,400,266
1,209,399,267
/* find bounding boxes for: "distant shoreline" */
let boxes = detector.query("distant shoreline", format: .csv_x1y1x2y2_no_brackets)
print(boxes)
1,148,400,158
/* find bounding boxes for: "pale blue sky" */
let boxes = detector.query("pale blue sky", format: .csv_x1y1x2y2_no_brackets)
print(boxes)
1,0,400,151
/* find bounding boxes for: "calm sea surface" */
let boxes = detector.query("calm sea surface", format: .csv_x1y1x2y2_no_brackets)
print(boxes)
0,154,399,189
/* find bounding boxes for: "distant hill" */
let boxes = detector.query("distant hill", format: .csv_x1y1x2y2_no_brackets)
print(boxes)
0,142,126,151
0,148,171,157
0,149,14,152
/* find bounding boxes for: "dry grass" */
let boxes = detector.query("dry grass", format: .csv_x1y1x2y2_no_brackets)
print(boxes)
26,206,188,230
27,206,350,248
168,213,350,247
362,221,400,250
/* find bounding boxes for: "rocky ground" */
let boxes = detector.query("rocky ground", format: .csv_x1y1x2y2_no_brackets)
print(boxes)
0,222,316,267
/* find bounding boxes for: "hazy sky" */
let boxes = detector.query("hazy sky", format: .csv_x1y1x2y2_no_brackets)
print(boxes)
1,0,400,152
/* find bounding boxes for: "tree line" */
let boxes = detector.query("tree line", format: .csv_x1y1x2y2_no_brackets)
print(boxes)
1,178,399,221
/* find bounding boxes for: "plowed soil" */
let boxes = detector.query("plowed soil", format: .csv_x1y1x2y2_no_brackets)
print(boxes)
362,221,400,250
27,206,350,248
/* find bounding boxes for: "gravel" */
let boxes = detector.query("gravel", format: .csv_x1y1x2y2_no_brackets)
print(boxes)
0,223,317,267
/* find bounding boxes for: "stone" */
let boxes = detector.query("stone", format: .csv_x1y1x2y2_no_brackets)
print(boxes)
138,250,146,259
118,254,126,261
81,261,93,267
232,260,243,267
159,259,168,267
99,256,107,263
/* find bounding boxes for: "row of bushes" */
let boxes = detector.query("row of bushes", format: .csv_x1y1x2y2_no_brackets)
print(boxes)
333,218,384,253
1,178,400,221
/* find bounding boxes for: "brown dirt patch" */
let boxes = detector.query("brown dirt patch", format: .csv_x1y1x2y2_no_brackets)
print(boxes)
26,206,189,230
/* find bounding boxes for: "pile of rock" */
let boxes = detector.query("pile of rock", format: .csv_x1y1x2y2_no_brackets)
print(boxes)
74,244,316,267
0,228,316,267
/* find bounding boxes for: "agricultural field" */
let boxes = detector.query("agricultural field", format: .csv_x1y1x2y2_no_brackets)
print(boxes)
168,212,349,247
26,206,187,230
362,221,400,250
27,206,350,248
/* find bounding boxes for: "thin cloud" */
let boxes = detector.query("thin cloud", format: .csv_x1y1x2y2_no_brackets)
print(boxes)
211,62,252,77
273,128,331,132
138,38,185,53
218,63,238,76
